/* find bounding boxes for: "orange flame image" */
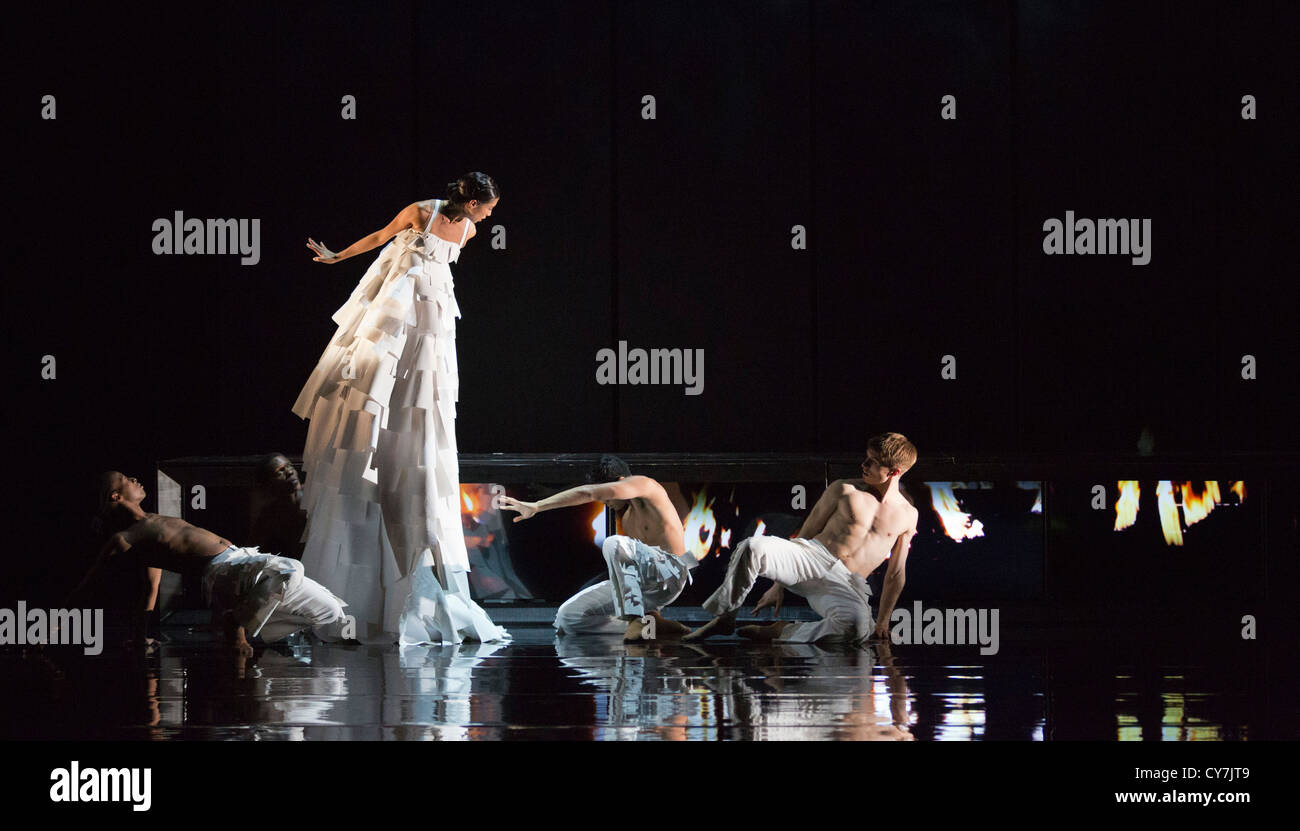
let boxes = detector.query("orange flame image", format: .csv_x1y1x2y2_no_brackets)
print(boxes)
1180,481,1220,527
754,519,767,536
927,483,985,542
1114,481,1140,531
682,487,717,560
1115,480,1245,545
719,527,732,549
1156,481,1183,546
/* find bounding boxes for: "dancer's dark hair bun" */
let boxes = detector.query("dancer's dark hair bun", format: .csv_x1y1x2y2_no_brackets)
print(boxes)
445,172,499,205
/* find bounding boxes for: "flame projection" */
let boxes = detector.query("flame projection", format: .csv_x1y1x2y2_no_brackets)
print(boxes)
459,484,500,549
1155,480,1183,546
926,483,986,542
1180,481,1220,527
589,502,608,549
457,484,503,524
1114,481,1140,531
1112,481,1246,547
469,480,1044,602
549,480,1049,563
456,483,535,600
1017,481,1044,514
682,486,718,559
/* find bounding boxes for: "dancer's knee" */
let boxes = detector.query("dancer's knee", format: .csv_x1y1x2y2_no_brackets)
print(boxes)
553,606,581,632
554,596,592,632
317,595,346,625
821,604,859,633
742,535,768,562
855,610,875,640
728,536,755,568
296,574,345,626
278,556,306,591
554,608,614,634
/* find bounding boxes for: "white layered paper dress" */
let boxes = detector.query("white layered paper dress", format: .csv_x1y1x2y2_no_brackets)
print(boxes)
292,199,509,645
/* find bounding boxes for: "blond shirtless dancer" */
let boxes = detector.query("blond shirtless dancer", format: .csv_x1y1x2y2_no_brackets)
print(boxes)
499,455,698,641
74,472,349,656
685,433,919,644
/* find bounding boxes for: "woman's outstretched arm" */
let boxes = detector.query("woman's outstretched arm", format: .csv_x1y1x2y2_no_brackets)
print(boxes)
306,202,423,263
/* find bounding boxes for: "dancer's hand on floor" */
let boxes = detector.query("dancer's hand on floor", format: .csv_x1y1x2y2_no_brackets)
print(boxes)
307,237,340,263
752,583,784,618
497,496,537,522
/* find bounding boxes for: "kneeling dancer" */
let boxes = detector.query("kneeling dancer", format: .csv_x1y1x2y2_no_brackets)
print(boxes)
686,433,919,644
78,471,350,654
499,455,697,641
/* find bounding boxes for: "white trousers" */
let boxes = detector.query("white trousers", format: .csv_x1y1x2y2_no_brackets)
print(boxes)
702,536,875,643
204,547,349,642
554,535,692,635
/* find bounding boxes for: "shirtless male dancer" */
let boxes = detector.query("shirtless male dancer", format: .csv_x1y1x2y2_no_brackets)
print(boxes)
72,472,350,655
498,455,698,641
685,433,919,644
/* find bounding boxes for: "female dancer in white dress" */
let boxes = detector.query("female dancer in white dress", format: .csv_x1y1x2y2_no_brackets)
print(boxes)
294,173,508,645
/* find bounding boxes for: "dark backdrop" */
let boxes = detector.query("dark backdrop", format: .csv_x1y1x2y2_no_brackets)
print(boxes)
8,1,1298,595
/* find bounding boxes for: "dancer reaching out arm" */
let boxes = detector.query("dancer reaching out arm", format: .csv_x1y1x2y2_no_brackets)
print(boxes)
306,199,484,264
501,476,656,523
499,456,699,641
292,174,506,646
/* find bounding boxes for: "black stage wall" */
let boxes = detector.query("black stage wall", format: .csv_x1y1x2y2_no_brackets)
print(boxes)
8,2,1298,595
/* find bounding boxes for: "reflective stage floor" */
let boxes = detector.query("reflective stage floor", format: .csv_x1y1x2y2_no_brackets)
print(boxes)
3,609,1294,741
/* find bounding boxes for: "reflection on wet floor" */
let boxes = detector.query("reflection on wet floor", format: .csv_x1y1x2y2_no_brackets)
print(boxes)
1,618,1290,740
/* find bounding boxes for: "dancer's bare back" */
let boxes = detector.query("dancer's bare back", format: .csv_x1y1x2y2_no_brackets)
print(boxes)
809,480,918,577
612,477,687,556
307,200,482,263
411,200,477,245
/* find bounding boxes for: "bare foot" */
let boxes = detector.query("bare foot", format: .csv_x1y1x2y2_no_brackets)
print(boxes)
737,621,791,641
683,612,737,642
623,618,645,641
649,611,691,639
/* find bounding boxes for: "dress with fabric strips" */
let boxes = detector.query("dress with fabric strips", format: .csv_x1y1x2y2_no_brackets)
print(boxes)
292,199,509,645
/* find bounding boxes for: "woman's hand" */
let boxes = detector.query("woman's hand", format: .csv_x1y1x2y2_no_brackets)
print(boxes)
307,237,341,263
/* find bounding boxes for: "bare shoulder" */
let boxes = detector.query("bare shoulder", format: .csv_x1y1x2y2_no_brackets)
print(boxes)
841,483,880,515
840,479,876,499
831,479,858,496
624,474,664,497
390,201,424,231
889,499,920,533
